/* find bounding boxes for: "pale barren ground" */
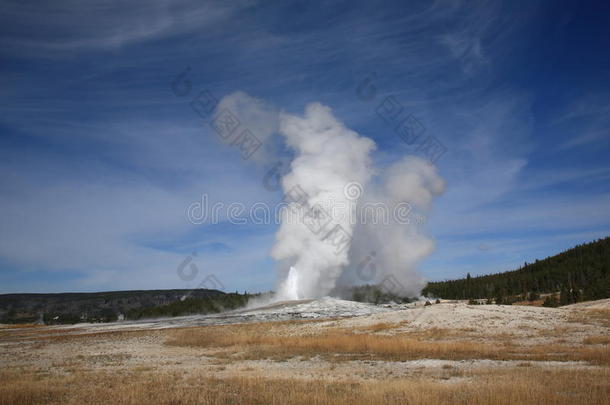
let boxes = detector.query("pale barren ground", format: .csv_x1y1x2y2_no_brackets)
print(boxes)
1,299,609,404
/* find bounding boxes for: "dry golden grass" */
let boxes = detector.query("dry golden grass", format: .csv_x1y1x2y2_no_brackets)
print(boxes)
589,309,610,327
167,323,610,365
567,309,610,328
512,299,546,307
0,323,43,329
168,323,498,361
536,326,582,339
361,322,401,332
6,328,158,344
0,367,608,405
0,327,85,342
584,335,610,345
396,327,455,340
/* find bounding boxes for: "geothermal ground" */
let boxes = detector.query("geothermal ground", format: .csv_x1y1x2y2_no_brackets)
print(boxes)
1,298,609,404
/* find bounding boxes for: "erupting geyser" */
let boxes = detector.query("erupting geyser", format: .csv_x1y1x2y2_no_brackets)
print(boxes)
283,266,300,300
271,102,445,301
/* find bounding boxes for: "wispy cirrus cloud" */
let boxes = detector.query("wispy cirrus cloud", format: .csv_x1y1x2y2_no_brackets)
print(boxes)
0,0,248,54
554,94,610,150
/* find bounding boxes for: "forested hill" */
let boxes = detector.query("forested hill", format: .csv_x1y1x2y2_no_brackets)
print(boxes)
0,288,229,324
422,237,610,304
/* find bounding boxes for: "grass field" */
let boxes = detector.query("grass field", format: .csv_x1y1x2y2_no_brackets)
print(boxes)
1,301,609,405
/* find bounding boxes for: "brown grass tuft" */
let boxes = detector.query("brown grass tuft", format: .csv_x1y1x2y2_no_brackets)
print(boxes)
584,336,610,345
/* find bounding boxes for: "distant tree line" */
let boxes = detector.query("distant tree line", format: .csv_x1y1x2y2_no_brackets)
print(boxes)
422,237,610,306
0,289,254,325
126,292,254,320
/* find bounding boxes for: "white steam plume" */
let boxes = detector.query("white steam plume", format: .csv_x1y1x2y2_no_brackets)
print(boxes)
211,92,445,301
214,91,279,164
272,103,445,301
271,103,375,300
341,156,445,298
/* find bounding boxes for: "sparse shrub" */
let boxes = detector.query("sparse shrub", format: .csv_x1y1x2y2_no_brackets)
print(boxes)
542,295,559,308
528,292,540,301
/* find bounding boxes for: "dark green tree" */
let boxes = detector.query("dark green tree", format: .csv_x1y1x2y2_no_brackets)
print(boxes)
422,237,610,304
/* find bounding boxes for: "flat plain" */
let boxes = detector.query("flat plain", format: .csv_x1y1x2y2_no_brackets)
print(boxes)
1,299,609,405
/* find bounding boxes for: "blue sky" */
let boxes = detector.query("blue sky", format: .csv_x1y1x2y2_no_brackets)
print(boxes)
1,0,609,293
